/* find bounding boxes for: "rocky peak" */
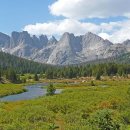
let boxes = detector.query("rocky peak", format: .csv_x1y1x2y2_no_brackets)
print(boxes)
0,31,130,65
0,32,10,48
84,32,104,42
32,35,41,47
82,32,112,50
123,39,130,45
10,31,21,48
48,36,57,45
10,31,33,47
39,35,48,46
60,32,76,43
61,32,75,40
20,31,31,43
11,31,20,38
122,40,130,50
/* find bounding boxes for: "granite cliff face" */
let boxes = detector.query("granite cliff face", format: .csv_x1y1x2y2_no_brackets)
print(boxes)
0,31,129,65
0,32,10,49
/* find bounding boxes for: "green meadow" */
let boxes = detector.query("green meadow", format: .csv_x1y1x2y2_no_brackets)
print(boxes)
0,79,130,130
0,84,26,97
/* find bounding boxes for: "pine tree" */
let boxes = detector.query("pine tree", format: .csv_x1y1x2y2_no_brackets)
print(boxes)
0,69,2,82
34,74,39,81
96,72,101,80
46,83,56,96
6,69,17,83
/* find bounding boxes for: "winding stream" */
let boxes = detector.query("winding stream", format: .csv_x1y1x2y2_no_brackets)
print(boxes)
0,83,62,101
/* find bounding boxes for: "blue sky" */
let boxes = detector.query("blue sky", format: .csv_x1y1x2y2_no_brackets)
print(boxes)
0,0,130,43
0,0,55,34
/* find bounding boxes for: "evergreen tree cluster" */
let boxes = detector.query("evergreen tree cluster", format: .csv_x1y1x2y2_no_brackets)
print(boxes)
0,52,52,74
45,63,130,79
1,51,130,81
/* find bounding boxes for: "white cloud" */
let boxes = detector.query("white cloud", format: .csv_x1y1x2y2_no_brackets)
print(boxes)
106,20,130,43
23,19,130,43
98,33,110,40
49,0,130,19
23,19,100,36
98,20,130,43
23,0,130,43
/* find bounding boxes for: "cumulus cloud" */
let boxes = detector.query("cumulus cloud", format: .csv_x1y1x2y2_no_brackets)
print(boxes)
23,19,130,43
23,0,130,43
23,19,100,36
49,0,130,19
102,20,130,43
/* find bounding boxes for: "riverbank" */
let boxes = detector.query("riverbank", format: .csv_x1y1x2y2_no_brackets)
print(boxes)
0,82,39,98
0,77,128,98
0,83,63,101
0,84,27,97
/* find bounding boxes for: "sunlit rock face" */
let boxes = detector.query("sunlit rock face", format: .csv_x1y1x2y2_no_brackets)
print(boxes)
0,31,129,65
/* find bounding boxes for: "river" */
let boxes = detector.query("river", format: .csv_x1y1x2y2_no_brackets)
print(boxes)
0,83,62,101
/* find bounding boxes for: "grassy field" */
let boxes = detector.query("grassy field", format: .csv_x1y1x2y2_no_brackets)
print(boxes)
0,84,27,97
0,79,130,129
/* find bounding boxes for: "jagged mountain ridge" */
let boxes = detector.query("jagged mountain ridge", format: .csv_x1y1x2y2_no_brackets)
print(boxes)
0,31,129,65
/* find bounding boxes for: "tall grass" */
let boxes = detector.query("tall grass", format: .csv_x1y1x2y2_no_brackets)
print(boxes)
0,84,26,97
0,80,130,129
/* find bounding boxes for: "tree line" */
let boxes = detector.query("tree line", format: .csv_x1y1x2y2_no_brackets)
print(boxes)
45,63,130,79
1,51,130,83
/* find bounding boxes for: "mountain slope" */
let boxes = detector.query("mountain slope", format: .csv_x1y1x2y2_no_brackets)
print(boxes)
0,51,52,74
81,52,130,65
47,32,127,64
0,31,130,65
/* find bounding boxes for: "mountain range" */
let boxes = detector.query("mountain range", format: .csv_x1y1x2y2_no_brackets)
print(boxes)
0,31,130,65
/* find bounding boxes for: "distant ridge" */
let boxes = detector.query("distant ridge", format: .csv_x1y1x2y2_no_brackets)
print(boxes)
79,52,130,65
0,31,130,65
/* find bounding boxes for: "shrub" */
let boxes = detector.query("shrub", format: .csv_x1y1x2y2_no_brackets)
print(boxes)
123,110,130,124
46,83,56,96
96,73,101,80
34,74,39,81
89,109,121,130
90,81,95,86
49,123,59,130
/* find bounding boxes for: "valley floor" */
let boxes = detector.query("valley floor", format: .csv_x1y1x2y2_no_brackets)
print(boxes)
0,84,26,97
0,79,130,130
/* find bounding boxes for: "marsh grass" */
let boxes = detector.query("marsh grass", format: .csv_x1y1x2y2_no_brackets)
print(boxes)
0,84,27,97
0,79,130,129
